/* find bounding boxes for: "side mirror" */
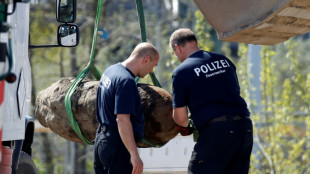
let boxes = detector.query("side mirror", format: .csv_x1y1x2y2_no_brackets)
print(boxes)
57,24,79,47
56,0,76,23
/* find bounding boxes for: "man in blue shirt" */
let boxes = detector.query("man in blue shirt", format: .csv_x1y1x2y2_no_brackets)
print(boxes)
170,28,253,174
94,42,159,174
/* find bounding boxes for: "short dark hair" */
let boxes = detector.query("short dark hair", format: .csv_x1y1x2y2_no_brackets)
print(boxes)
170,28,197,49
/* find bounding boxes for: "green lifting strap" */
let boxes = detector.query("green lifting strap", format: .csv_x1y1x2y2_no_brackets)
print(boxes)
135,0,165,148
65,0,164,147
135,0,162,88
64,0,103,145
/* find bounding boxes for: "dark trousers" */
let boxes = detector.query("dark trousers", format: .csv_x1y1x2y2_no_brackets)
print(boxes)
94,125,133,174
188,116,253,174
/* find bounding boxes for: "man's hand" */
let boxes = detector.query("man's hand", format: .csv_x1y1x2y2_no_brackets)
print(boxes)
131,155,143,174
177,124,194,136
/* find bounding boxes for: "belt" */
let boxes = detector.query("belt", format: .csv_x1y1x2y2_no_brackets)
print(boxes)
97,124,118,133
98,124,141,143
208,115,244,125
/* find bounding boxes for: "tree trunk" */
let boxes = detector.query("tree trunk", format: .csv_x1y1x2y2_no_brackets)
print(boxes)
74,143,87,174
40,133,54,174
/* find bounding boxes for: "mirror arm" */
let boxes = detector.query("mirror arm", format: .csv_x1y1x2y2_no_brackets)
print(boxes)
29,44,63,49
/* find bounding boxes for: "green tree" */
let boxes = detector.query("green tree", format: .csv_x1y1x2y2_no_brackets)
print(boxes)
249,40,309,174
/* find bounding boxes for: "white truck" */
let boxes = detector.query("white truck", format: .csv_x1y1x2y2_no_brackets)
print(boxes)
0,0,78,173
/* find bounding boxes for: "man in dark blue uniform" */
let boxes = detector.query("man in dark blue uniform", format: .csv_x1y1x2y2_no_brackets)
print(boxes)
94,42,159,174
170,28,253,174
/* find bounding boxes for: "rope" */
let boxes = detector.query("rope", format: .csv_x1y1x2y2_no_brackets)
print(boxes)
64,0,103,145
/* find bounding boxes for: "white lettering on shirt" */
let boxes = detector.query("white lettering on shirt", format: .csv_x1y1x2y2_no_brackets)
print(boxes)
193,59,231,78
100,73,111,89
214,61,222,69
206,70,226,78
200,65,208,73
194,68,201,76
220,60,227,67
225,60,230,67
207,64,214,71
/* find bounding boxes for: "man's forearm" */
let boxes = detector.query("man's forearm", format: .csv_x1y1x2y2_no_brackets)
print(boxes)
116,114,139,157
174,118,189,127
173,106,189,127
117,114,143,174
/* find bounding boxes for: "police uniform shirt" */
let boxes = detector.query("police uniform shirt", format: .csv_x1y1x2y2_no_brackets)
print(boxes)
172,50,250,130
96,63,144,140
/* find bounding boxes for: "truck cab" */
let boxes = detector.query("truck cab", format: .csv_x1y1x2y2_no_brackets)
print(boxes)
0,0,78,173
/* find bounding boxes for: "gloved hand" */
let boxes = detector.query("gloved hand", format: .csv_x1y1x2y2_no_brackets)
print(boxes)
177,124,194,136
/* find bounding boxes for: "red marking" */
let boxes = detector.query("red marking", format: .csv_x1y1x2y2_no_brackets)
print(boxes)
0,80,4,105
